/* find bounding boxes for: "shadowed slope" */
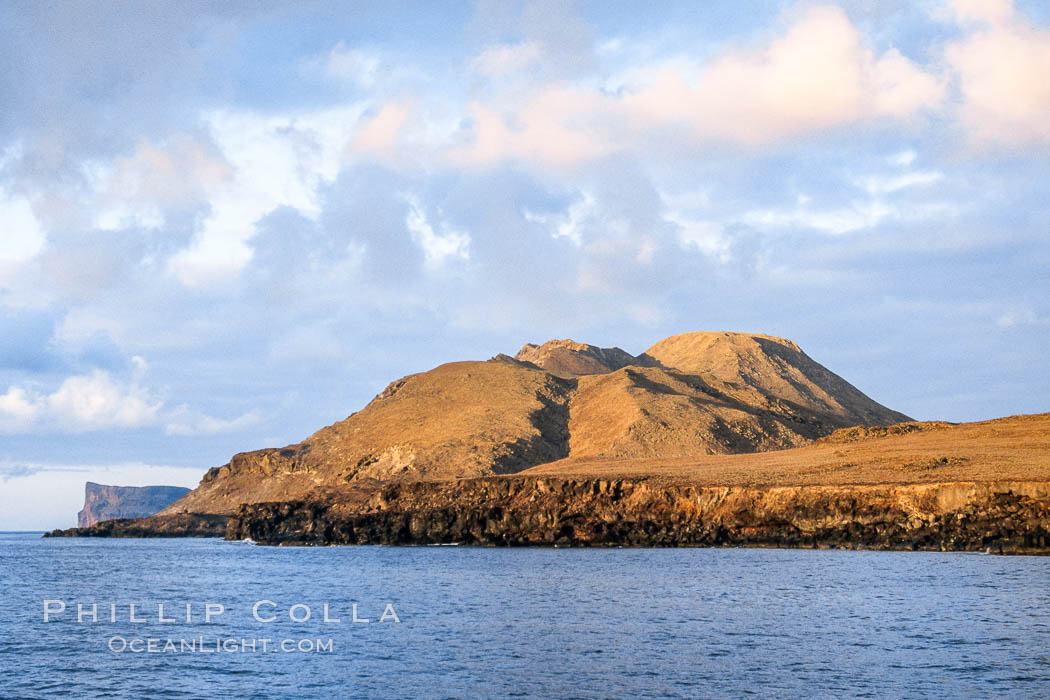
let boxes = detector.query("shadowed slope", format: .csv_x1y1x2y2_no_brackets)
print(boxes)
639,331,910,426
165,361,573,514
566,365,837,459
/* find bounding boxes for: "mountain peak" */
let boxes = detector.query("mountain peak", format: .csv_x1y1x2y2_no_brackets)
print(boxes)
514,339,635,378
640,331,908,426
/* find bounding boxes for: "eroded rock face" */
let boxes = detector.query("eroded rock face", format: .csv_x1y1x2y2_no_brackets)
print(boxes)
225,478,1050,554
77,482,191,527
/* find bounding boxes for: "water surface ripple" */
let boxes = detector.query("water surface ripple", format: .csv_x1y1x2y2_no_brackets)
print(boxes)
2,534,1048,698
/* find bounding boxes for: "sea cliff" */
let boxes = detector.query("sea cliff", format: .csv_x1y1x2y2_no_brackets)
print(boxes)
225,477,1050,553
78,482,191,527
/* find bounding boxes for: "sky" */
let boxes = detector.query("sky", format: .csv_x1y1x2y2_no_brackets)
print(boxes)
1,0,1048,529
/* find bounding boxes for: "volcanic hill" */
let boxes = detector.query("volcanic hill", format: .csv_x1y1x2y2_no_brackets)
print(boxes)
161,331,909,516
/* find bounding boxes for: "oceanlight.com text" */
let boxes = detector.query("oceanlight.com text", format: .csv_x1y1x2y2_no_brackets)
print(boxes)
107,636,334,654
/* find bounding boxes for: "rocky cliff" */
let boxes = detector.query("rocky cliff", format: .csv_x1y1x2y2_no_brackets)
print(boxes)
77,482,191,527
226,477,1050,553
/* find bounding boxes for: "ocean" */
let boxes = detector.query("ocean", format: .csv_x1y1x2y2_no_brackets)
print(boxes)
2,533,1048,698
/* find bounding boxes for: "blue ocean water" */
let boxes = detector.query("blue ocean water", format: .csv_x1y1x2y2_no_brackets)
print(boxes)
1,533,1048,699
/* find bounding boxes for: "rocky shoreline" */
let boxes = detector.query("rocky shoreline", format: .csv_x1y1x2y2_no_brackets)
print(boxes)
223,477,1050,553
44,512,228,538
43,476,1050,554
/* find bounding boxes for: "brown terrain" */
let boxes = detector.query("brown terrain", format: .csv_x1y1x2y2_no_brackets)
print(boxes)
525,413,1050,486
46,331,1050,552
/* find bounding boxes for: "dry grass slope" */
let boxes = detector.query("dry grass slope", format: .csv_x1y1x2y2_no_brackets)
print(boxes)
524,413,1050,487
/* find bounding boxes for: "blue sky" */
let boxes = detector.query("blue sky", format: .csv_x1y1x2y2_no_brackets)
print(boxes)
1,0,1048,529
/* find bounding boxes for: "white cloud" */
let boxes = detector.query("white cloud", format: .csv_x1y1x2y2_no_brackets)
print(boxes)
870,48,945,119
164,407,261,436
450,6,944,168
0,369,259,436
0,370,160,433
0,189,46,263
349,101,411,160
737,160,950,235
167,104,366,287
82,134,232,231
667,213,731,264
944,0,1050,147
620,6,944,146
888,150,918,167
855,170,944,196
403,195,470,269
949,0,1014,25
0,387,41,431
524,192,595,245
743,199,897,236
448,95,613,168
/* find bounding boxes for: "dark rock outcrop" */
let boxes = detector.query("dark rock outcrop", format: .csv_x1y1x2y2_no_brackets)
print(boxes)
78,482,191,527
225,477,1050,554
46,513,227,538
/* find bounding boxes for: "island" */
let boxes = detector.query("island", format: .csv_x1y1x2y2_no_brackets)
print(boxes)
46,331,1050,553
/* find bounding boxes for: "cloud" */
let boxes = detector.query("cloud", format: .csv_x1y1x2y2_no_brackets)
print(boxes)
524,191,594,245
944,0,1050,147
167,105,366,287
402,194,470,269
621,6,944,145
83,132,232,231
949,0,1014,25
0,188,45,263
452,6,944,168
448,95,613,168
888,150,918,167
667,214,731,264
742,199,897,236
0,368,257,436
0,370,160,433
349,101,412,161
854,170,944,195
164,407,261,436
